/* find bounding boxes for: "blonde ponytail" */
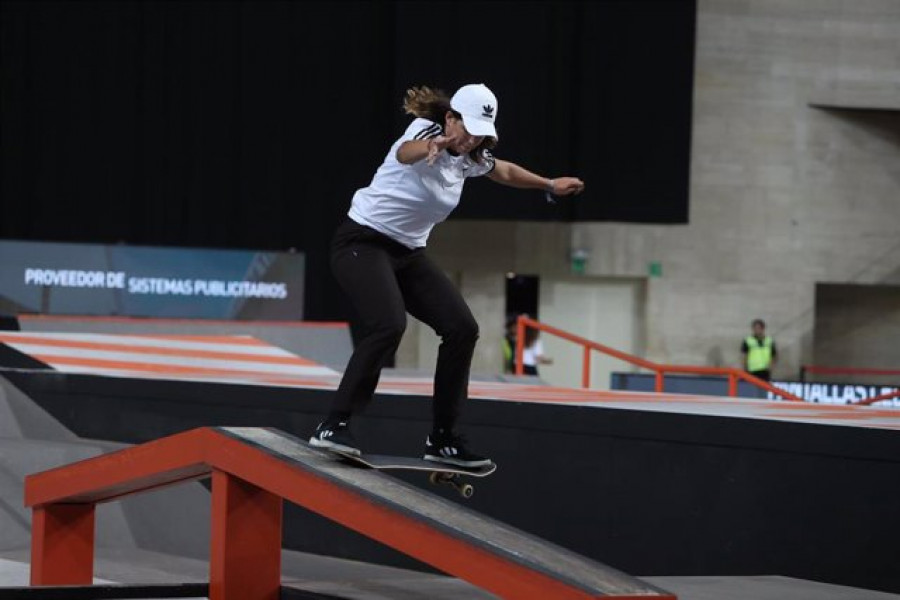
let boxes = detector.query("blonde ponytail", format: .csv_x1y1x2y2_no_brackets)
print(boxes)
402,86,451,123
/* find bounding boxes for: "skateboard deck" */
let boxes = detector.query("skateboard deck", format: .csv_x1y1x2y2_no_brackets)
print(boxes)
333,451,496,498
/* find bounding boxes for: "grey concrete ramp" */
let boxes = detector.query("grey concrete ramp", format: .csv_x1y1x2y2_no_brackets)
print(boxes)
0,375,77,441
0,437,212,558
0,468,31,551
0,376,210,558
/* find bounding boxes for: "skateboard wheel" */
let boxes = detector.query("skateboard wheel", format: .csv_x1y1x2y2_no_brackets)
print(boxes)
428,472,440,485
460,484,474,499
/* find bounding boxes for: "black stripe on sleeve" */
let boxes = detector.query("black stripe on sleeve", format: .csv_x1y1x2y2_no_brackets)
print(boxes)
413,123,442,140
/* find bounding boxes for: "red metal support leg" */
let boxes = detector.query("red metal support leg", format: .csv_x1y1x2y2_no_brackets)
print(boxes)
582,347,591,388
515,318,526,376
30,503,95,585
209,470,282,600
728,373,738,397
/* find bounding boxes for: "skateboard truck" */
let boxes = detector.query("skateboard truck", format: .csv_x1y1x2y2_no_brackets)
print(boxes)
322,445,496,500
429,471,475,498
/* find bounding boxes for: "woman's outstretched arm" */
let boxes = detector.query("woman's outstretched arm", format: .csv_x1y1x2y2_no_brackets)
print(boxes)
487,159,584,196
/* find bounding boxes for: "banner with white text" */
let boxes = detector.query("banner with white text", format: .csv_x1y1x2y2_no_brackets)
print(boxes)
0,240,304,320
768,381,899,408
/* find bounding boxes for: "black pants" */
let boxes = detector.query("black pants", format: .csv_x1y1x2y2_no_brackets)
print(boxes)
328,219,479,431
749,369,771,382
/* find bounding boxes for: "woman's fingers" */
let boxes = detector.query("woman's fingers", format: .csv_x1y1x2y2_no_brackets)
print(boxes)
426,137,444,165
426,135,458,165
560,177,585,195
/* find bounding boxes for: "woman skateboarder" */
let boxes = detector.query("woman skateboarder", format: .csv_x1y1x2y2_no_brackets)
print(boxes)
310,83,584,466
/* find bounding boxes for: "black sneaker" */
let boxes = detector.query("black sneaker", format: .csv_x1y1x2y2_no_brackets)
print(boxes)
309,421,360,456
424,431,491,468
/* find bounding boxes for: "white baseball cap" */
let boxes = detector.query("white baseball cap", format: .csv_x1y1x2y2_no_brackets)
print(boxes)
450,83,498,139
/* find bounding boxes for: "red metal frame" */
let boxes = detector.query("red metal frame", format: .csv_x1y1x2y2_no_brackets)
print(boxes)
24,427,676,600
515,315,804,402
209,470,282,600
30,504,95,585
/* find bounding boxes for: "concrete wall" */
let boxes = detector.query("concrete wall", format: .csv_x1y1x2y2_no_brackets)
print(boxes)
814,283,900,379
399,0,900,382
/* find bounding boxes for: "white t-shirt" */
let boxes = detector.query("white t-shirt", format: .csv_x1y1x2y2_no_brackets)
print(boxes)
523,340,544,367
348,118,496,249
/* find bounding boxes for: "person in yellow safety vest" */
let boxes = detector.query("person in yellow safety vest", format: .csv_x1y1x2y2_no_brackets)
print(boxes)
501,315,517,374
741,318,777,382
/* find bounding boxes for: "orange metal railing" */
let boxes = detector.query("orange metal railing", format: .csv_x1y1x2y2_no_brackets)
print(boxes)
514,315,804,402
851,388,900,406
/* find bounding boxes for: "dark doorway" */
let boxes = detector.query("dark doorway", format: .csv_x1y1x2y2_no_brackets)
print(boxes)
505,274,539,321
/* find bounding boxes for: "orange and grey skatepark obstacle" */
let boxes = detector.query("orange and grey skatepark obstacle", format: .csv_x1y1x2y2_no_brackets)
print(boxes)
25,426,677,600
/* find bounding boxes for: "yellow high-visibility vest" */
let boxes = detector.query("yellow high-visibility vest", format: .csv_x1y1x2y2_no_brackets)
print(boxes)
502,337,514,371
745,335,773,372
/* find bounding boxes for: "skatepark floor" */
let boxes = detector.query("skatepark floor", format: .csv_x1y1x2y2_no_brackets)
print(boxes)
2,548,898,600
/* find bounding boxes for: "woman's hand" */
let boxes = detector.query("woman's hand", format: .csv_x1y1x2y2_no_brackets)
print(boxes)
548,177,585,196
426,134,459,165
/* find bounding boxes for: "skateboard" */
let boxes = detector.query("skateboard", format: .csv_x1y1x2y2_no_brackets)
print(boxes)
333,451,496,498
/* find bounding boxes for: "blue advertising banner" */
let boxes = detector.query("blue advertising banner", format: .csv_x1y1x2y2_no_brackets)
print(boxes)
0,240,305,320
611,372,899,408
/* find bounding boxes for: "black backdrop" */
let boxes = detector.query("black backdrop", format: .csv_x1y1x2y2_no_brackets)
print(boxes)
1,1,695,320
